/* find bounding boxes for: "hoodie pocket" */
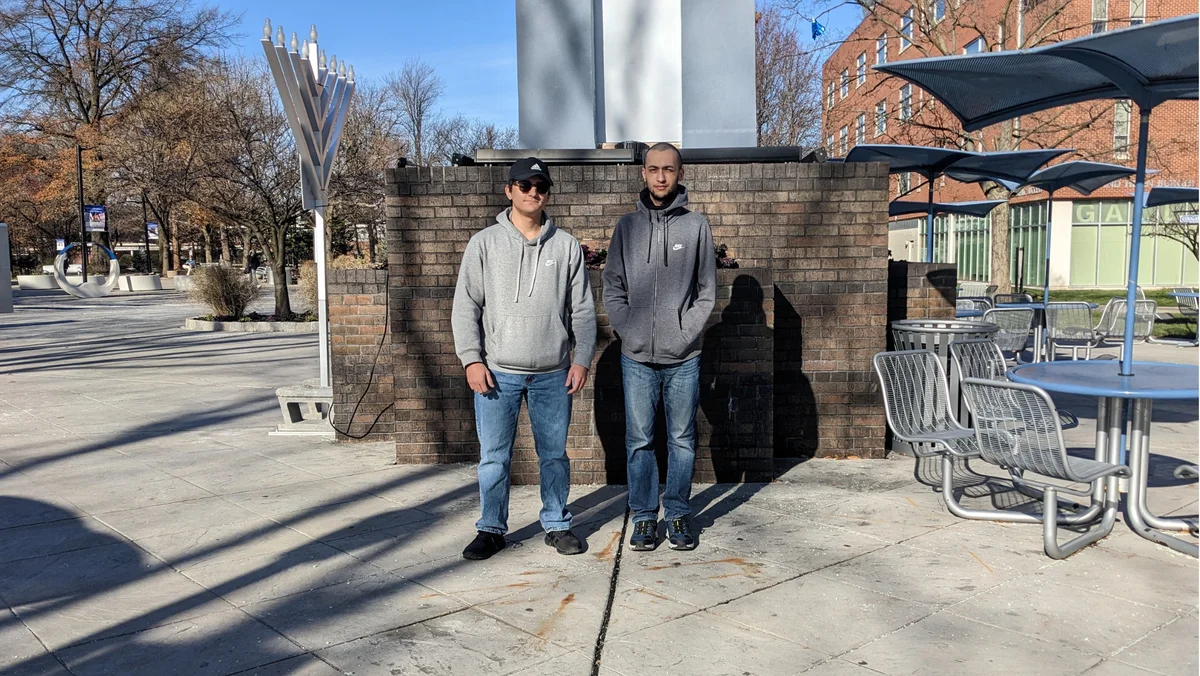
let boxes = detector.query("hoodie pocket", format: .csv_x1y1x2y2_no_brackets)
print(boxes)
487,314,569,371
617,306,654,355
657,310,693,359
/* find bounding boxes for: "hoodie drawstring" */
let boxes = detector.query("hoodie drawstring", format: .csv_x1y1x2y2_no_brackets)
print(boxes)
662,215,668,266
528,242,542,297
514,244,525,303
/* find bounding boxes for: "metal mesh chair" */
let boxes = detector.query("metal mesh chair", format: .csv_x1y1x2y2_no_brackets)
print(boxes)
1174,287,1198,320
961,378,1127,559
1095,299,1157,349
960,281,990,297
1045,302,1096,360
958,296,993,312
982,308,1035,362
872,350,979,460
949,339,1007,382
994,293,1034,305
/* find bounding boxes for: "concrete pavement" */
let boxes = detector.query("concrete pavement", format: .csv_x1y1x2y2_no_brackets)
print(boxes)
0,287,1196,676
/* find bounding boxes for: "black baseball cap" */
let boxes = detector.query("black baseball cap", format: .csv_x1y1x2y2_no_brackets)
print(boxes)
508,157,553,186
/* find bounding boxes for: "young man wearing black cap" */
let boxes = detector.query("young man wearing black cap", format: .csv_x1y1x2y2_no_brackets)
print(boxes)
452,157,597,560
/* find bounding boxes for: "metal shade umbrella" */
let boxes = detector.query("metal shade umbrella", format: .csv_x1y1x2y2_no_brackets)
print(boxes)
1017,161,1138,304
889,199,1007,218
845,145,1069,263
1145,186,1200,207
875,15,1199,375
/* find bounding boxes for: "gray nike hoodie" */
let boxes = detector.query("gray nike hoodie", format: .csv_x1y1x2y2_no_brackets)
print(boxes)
602,186,717,364
452,209,597,375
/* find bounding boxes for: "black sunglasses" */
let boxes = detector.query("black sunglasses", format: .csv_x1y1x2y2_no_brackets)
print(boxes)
513,180,550,195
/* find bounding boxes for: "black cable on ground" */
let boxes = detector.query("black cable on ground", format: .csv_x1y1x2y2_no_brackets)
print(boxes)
591,506,631,676
330,281,393,440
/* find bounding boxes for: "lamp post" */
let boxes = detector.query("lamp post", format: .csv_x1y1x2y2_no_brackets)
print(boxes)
141,192,152,274
261,20,355,389
76,143,86,280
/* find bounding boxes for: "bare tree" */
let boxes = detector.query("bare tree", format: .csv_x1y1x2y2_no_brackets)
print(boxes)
386,58,444,166
756,6,823,147
328,80,408,262
1153,206,1199,263
427,115,518,165
196,58,304,318
103,63,215,272
0,0,236,134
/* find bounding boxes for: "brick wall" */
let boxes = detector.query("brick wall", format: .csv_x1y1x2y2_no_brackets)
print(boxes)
377,160,890,483
328,269,394,441
887,261,957,331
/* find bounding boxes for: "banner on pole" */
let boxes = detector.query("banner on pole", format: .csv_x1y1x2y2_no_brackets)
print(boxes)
146,222,159,240
55,238,65,251
84,205,107,232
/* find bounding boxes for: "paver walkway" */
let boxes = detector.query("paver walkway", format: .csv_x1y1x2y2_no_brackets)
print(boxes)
0,287,1196,676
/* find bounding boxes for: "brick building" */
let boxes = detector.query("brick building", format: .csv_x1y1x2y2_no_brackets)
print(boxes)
822,0,1198,289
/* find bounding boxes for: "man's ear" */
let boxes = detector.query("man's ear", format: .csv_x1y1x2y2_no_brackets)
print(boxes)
678,166,685,181
503,183,513,201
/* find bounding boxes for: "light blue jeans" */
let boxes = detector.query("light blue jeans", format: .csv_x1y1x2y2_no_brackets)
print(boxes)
622,354,701,523
474,368,572,535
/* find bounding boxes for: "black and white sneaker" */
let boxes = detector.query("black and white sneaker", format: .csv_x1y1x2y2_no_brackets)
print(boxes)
666,517,696,550
629,519,658,551
462,531,506,560
545,529,585,555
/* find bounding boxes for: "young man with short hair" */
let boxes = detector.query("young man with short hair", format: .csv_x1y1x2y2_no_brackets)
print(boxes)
602,143,716,551
452,157,597,560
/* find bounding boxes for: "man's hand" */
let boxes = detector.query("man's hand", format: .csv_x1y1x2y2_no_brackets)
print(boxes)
465,362,495,394
565,365,589,395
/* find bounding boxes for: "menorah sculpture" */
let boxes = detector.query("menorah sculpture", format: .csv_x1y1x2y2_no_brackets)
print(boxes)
262,20,355,434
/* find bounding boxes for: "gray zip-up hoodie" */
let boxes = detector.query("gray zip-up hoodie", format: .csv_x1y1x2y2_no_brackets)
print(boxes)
602,186,716,364
452,209,597,375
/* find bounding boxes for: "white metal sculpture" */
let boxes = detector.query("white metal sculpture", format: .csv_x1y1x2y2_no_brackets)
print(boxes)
261,20,355,388
53,243,120,299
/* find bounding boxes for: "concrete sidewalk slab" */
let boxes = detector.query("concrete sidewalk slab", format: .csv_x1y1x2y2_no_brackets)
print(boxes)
0,292,1195,675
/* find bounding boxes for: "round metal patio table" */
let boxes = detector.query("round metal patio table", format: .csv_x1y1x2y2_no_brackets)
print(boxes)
1008,360,1199,557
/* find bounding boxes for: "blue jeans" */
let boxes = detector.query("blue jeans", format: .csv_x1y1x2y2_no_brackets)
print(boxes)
622,354,700,523
474,369,572,535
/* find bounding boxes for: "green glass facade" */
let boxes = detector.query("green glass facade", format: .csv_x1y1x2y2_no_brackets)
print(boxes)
1010,202,1048,288
908,198,1197,288
1069,200,1199,287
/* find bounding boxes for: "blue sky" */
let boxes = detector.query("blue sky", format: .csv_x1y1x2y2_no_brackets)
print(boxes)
229,1,859,131
232,0,520,126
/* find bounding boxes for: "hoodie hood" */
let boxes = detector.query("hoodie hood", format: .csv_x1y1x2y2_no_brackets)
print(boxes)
637,185,690,216
496,208,556,302
636,185,690,265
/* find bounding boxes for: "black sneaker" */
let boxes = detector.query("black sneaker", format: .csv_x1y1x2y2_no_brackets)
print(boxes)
666,517,696,551
544,529,585,555
462,531,506,560
629,519,658,551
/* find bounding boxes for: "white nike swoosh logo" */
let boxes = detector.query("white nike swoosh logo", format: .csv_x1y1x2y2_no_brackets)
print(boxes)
673,244,684,251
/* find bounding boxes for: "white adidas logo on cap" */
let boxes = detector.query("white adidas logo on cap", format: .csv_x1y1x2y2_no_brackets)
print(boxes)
531,163,542,170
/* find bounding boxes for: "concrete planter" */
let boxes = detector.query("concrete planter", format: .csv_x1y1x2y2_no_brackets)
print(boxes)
184,317,317,333
16,275,57,290
119,275,164,292
173,276,193,292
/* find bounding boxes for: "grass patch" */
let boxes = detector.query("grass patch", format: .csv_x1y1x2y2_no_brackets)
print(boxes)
1018,288,1197,339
